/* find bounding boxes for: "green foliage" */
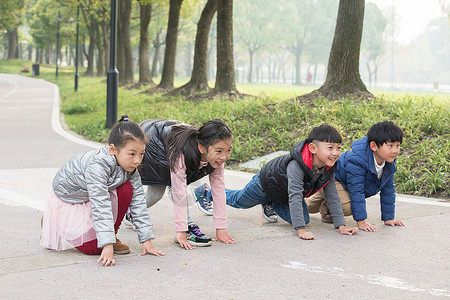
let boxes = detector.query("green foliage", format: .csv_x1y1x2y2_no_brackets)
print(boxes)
0,0,24,30
0,59,448,199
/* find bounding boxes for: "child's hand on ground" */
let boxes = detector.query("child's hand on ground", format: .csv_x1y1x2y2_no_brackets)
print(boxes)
339,225,358,235
141,240,166,256
297,228,315,240
357,220,377,232
176,231,194,250
213,229,236,244
384,220,405,227
97,244,115,266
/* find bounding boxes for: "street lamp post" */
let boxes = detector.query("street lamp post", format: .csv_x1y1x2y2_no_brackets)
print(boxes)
56,11,62,78
106,0,118,129
390,0,395,89
75,6,80,91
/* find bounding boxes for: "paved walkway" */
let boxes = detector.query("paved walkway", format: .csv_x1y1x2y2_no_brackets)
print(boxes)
0,73,449,299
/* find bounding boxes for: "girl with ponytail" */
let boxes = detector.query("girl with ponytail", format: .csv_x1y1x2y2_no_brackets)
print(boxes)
136,119,235,250
41,116,164,266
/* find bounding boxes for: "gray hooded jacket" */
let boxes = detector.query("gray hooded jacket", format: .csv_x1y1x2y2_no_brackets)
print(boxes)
52,145,154,248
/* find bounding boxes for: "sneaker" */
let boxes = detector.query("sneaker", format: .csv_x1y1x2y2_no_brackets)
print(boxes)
193,184,213,216
262,202,278,223
123,208,136,229
320,200,333,224
114,236,130,254
184,224,212,247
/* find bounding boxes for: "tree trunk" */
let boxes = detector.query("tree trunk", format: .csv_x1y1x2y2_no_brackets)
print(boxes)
101,20,109,75
366,61,372,85
82,37,88,67
35,48,43,63
151,29,163,78
7,28,18,59
158,0,183,89
207,32,215,81
313,64,317,84
80,8,97,76
294,42,302,85
213,0,238,94
248,49,253,83
85,33,96,76
45,47,50,64
374,64,378,87
299,0,373,101
95,20,105,76
139,1,154,85
16,33,20,59
184,43,193,76
117,0,134,83
28,46,32,61
168,0,217,96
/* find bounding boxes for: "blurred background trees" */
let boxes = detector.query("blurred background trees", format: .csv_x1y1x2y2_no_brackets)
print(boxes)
1,0,449,96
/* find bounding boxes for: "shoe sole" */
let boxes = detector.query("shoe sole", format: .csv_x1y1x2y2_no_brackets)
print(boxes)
262,207,278,223
114,249,131,255
187,240,212,247
263,214,278,223
174,237,212,247
193,190,214,216
321,217,333,224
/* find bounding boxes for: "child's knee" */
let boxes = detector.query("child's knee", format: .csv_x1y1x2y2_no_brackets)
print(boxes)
305,193,324,213
342,202,352,216
76,243,102,255
145,185,165,208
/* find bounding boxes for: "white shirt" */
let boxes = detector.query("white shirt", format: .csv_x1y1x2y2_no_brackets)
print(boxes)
373,154,385,179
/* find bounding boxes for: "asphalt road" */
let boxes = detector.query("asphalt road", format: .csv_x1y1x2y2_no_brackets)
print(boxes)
0,73,449,299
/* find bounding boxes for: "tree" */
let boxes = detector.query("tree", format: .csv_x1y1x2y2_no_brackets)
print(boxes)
138,0,155,85
27,0,76,65
145,1,169,79
169,0,217,95
299,0,373,101
440,0,450,20
361,3,387,85
95,5,109,77
302,0,337,84
234,0,275,83
151,28,164,77
27,0,55,63
213,0,239,95
0,0,25,59
157,0,184,89
79,6,98,76
117,0,134,83
75,0,109,76
281,0,317,85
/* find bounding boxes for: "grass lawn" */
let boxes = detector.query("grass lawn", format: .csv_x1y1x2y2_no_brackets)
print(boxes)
1,59,449,199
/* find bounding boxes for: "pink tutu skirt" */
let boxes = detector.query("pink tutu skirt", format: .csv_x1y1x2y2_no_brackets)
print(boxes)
40,189,118,251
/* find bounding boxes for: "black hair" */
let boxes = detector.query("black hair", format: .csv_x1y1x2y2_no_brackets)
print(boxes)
367,120,403,147
166,119,233,173
108,115,148,149
307,124,342,144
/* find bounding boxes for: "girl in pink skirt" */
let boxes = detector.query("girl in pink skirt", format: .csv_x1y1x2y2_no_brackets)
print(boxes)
41,116,165,266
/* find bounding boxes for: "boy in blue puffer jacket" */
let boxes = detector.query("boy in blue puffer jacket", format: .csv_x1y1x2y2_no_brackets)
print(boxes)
306,120,405,232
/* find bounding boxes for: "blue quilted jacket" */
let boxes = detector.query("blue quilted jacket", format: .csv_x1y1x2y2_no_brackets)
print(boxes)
335,137,397,221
